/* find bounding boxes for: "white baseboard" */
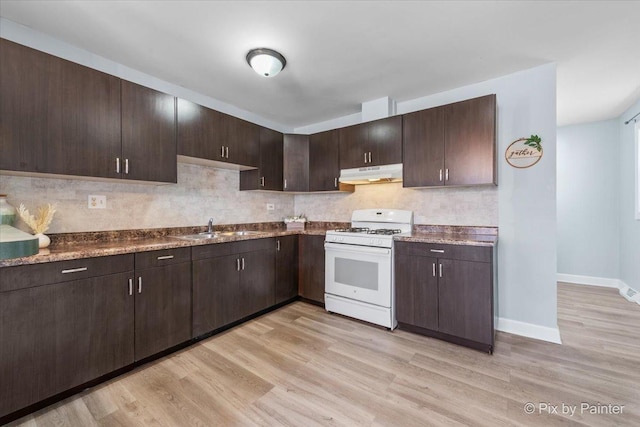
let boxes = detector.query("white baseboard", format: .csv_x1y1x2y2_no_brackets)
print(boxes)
557,273,623,289
496,317,562,344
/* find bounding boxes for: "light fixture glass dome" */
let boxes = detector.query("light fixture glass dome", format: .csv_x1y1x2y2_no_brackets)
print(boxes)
246,48,286,77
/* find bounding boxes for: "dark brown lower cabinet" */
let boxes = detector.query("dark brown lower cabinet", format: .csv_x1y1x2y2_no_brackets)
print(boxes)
394,241,494,353
0,261,135,418
192,239,276,337
276,235,298,304
298,234,325,304
134,249,192,361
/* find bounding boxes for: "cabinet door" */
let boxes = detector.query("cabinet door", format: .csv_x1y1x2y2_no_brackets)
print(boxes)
0,272,134,418
444,94,496,186
177,98,226,162
135,262,192,360
192,254,240,337
121,80,177,183
225,115,260,167
283,134,309,192
258,127,284,190
402,107,445,187
0,39,62,173
54,61,122,179
298,235,325,303
276,235,298,304
368,116,402,166
395,254,438,330
339,123,368,169
438,258,492,344
309,129,340,191
239,248,276,318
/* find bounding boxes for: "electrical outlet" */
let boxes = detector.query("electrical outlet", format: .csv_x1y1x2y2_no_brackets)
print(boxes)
88,195,106,209
266,203,275,211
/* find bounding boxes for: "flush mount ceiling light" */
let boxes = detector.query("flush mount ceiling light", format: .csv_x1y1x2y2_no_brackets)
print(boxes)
246,48,286,77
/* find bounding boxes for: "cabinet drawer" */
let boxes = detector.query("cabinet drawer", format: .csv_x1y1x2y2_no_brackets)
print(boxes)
192,238,274,260
0,254,134,293
395,241,491,263
135,247,191,270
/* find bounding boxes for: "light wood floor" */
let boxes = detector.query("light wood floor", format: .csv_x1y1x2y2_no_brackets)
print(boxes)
7,283,640,426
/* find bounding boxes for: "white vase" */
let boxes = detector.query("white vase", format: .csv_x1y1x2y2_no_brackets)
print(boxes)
0,194,17,225
35,233,50,249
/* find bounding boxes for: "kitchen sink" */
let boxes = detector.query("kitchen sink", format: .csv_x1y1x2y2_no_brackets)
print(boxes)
171,230,262,241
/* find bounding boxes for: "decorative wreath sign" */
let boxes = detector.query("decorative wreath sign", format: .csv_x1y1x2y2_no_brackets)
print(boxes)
505,135,543,168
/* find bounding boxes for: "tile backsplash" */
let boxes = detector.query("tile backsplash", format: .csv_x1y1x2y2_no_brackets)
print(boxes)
295,183,498,226
1,165,498,234
0,163,295,234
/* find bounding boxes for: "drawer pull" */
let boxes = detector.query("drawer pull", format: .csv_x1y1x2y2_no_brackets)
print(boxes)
157,255,174,260
430,249,445,253
61,267,88,274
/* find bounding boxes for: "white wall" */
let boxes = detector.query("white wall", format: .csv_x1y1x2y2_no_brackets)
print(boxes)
295,64,560,342
557,120,620,280
619,99,640,292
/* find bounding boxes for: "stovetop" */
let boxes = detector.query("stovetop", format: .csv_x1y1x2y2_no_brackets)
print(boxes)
333,227,403,235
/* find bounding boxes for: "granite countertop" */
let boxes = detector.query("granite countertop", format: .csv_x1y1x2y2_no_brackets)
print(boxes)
0,223,497,267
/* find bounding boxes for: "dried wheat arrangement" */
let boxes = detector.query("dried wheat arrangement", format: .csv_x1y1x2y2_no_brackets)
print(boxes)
17,203,57,234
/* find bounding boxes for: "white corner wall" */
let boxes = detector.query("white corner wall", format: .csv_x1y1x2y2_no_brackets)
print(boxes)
619,99,640,292
297,64,560,343
557,120,620,283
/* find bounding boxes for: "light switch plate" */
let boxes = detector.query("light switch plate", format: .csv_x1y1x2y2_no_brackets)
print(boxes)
88,195,106,209
266,203,275,211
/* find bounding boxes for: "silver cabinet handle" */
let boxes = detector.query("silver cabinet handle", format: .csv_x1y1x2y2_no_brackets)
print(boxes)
116,157,121,174
368,152,372,163
61,267,87,274
439,169,443,182
439,264,443,278
430,249,445,253
241,257,245,270
284,179,287,189
334,177,338,188
276,240,281,251
137,276,142,293
432,263,436,277
260,176,265,187
445,168,449,181
125,158,129,174
221,146,225,157
225,146,229,158
128,278,133,296
364,152,368,163
236,258,241,271
157,255,174,260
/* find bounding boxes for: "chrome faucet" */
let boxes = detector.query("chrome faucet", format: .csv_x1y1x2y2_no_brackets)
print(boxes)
207,218,214,234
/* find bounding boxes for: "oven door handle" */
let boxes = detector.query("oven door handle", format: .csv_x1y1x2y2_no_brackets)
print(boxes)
324,242,391,256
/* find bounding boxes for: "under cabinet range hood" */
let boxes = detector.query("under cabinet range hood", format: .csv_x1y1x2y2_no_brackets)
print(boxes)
339,163,403,185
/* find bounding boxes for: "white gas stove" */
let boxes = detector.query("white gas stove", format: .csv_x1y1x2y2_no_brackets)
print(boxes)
324,209,413,329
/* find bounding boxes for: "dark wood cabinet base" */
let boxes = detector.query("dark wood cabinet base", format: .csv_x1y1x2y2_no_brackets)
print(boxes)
0,296,300,426
398,322,494,354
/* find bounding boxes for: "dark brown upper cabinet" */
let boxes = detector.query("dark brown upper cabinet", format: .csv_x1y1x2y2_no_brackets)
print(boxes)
403,94,496,188
177,99,259,169
283,134,309,192
239,127,283,191
309,129,341,191
121,81,177,183
0,39,176,183
0,38,61,174
339,116,402,169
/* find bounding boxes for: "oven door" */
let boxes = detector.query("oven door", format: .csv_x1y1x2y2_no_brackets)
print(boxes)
324,242,392,307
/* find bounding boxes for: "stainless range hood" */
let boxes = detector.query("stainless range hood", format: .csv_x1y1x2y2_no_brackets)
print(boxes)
339,163,403,185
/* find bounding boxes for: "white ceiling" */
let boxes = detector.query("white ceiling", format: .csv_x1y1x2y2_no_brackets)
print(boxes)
1,1,638,128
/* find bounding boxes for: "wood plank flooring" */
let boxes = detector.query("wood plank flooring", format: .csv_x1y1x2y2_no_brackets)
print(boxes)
7,283,640,426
